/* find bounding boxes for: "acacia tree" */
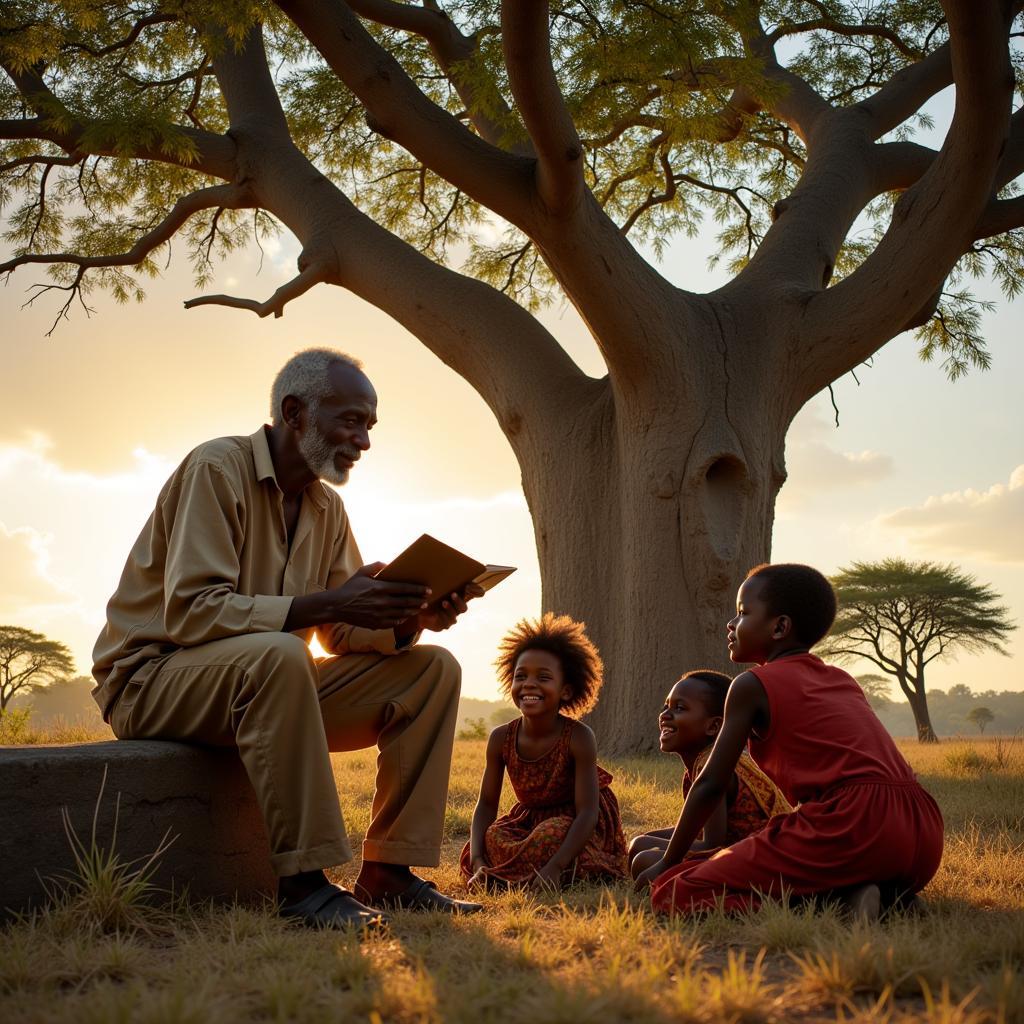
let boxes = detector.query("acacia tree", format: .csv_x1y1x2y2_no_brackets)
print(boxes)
966,706,995,734
855,672,893,711
0,625,74,713
1,2,1022,750
820,559,1014,742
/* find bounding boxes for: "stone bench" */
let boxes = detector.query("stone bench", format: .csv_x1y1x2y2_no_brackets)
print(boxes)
0,740,275,919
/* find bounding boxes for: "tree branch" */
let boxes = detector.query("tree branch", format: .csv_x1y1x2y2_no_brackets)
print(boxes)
1,62,236,179
858,41,952,139
61,13,178,58
974,195,1024,238
501,0,584,213
1,184,251,334
769,18,922,59
347,0,526,153
183,260,328,318
0,150,83,175
273,0,535,229
800,2,1015,388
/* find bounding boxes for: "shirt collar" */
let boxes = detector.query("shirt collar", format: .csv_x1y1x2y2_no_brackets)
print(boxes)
250,425,330,511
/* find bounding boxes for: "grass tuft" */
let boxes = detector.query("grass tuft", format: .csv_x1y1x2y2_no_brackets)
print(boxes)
38,767,176,937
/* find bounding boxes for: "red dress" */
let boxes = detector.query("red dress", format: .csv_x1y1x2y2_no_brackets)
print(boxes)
651,654,944,915
459,716,628,884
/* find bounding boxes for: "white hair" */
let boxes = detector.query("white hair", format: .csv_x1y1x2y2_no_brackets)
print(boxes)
270,347,363,425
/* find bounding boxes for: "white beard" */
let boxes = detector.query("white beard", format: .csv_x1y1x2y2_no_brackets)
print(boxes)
298,424,357,486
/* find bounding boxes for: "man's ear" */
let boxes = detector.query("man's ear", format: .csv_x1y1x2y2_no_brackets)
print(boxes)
281,394,305,431
772,614,793,640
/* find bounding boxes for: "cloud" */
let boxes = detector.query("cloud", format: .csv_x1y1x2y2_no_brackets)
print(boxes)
778,441,893,511
0,522,72,610
879,465,1024,563
0,437,178,669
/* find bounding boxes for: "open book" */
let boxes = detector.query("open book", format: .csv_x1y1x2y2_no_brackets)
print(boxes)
374,534,516,606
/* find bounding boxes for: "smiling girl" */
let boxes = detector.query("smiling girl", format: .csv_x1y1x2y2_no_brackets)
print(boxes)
460,613,627,890
628,670,791,881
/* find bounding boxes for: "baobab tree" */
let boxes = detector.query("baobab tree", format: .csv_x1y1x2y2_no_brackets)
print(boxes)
1,3,1021,750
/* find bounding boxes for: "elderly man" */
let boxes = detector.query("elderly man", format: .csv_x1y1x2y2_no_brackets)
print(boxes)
92,347,482,929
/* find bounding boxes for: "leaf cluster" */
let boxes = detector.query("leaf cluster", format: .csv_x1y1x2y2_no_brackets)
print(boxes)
820,559,1015,685
1,1,1022,372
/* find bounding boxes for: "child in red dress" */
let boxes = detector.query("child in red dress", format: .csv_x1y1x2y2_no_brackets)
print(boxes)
628,670,791,881
636,563,944,919
460,613,628,890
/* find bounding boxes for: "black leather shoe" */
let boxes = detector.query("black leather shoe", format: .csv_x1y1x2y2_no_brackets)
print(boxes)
279,883,390,931
355,876,483,915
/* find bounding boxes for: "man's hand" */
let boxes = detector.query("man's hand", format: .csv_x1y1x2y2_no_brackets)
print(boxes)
323,563,431,631
409,581,485,634
634,856,666,893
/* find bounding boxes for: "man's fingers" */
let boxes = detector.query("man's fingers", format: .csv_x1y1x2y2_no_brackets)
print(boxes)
374,579,431,599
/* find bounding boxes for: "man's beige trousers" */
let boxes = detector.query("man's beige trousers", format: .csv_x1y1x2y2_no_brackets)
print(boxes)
109,632,460,876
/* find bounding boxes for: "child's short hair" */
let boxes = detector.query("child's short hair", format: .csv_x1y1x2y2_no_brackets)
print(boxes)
495,612,603,717
680,669,732,717
745,563,837,646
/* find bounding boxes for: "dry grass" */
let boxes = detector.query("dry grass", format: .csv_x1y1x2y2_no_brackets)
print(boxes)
2,736,1022,1023
0,708,112,746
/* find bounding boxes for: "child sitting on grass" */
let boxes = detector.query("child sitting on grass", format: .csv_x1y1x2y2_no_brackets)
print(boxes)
628,669,791,880
635,563,944,920
460,613,628,890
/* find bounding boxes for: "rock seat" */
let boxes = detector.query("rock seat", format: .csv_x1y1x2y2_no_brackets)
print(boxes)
0,740,274,919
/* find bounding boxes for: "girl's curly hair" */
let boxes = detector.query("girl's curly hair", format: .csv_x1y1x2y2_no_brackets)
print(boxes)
495,612,604,717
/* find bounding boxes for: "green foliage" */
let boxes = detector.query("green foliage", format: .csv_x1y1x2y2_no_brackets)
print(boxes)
47,767,176,936
456,716,489,741
966,706,995,735
1,3,1021,372
821,559,1014,742
855,672,893,710
0,705,33,743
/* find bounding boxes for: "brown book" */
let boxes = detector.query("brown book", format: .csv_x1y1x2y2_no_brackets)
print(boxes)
374,534,516,606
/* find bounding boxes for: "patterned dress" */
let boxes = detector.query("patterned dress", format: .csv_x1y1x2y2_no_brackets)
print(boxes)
680,747,793,860
459,715,628,884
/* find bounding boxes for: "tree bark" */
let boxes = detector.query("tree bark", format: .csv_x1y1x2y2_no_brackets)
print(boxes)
907,690,939,744
506,288,789,752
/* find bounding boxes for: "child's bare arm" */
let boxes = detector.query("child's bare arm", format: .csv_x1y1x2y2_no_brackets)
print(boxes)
689,788,729,852
533,723,600,889
469,725,507,871
636,672,767,889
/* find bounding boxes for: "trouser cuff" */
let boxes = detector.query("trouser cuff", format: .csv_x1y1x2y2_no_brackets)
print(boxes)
270,839,354,877
361,839,440,867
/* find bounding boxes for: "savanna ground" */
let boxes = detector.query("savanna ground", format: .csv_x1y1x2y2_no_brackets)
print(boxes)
1,729,1022,1024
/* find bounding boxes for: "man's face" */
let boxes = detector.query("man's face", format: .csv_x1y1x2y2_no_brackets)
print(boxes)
298,363,378,486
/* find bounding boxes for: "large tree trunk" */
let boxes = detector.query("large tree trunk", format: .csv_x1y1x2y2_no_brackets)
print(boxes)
512,294,787,752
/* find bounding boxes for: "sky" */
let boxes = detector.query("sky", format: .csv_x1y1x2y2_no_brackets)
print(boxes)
1,99,1022,707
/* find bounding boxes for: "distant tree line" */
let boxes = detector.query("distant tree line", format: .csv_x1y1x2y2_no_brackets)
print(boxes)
863,684,1024,738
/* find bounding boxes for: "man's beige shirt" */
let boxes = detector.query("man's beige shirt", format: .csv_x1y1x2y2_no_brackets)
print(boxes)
92,426,400,720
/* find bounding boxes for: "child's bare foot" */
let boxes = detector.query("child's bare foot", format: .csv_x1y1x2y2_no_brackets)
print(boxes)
845,883,881,923
895,892,928,916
